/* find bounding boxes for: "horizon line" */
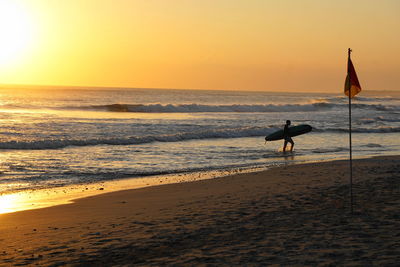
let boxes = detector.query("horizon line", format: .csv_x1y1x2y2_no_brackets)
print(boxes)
0,83,399,94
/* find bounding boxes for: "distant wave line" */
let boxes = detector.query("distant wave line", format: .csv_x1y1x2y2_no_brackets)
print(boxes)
1,96,398,113
74,102,400,113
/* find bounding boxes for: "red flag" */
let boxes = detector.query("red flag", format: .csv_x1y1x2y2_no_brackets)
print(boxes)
344,57,362,98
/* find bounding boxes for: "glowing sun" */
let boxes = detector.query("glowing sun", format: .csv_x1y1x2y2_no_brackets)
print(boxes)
0,1,35,67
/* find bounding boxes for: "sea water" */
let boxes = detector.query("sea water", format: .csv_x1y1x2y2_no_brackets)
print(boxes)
0,86,399,195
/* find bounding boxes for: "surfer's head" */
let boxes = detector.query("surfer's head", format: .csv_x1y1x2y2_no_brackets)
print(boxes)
286,120,291,125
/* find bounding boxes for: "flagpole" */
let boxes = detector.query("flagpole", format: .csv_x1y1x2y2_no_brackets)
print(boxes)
348,48,354,214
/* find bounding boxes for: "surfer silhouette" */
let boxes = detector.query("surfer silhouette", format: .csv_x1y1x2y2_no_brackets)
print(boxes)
283,120,294,152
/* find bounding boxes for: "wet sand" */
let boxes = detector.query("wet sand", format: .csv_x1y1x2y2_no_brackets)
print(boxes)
0,156,399,266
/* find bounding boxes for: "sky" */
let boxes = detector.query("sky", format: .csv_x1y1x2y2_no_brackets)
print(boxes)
0,0,399,92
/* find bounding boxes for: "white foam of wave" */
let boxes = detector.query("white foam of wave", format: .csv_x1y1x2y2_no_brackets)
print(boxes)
1,124,398,150
355,96,400,102
89,103,333,113
83,102,399,113
314,127,400,133
0,127,277,150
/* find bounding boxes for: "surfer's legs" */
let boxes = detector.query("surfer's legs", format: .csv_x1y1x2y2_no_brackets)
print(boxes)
283,140,288,152
283,136,294,152
288,136,294,151
289,140,294,152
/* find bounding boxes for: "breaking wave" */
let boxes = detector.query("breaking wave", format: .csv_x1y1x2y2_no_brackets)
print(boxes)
1,125,399,150
80,102,399,113
0,127,276,150
313,126,400,133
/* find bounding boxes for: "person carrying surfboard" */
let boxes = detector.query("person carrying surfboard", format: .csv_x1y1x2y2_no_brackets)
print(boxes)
283,120,294,152
265,122,311,150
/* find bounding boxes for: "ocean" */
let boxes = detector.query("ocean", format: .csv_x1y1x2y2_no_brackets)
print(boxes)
0,86,399,195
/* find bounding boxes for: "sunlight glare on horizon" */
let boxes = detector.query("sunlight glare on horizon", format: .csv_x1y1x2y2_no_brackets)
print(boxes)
1,0,399,92
0,0,35,69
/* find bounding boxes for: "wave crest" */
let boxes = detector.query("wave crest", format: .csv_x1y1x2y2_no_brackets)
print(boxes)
84,102,399,113
1,125,399,150
0,127,275,150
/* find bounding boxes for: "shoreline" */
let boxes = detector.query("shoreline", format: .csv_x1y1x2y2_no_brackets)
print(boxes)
0,162,274,215
0,155,399,265
0,153,396,215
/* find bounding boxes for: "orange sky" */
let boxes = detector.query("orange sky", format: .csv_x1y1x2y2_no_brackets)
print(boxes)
1,0,399,92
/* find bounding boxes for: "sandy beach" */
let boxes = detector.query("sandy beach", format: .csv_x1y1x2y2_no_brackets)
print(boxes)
0,156,399,266
1,0,399,265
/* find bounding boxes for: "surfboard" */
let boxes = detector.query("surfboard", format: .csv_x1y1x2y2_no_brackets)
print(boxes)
265,124,312,141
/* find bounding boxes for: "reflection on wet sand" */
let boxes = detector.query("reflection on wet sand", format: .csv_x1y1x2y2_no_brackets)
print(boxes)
0,166,271,214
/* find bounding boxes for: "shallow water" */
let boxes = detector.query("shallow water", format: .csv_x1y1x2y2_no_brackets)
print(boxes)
0,86,399,195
